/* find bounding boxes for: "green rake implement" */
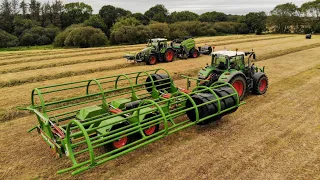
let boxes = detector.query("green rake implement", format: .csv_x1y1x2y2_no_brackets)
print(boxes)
18,68,245,175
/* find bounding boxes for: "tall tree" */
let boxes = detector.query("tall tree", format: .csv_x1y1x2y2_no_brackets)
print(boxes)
199,11,228,22
244,12,267,34
19,0,27,16
51,0,63,27
62,2,93,28
169,11,198,23
29,0,41,21
99,5,131,28
130,12,150,25
144,4,168,22
0,0,18,32
269,3,300,33
301,0,320,32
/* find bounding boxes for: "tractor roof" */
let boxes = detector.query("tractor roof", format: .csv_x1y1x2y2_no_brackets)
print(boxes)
151,38,167,41
211,50,245,57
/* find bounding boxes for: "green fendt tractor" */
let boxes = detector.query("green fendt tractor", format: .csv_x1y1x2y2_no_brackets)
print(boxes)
197,50,268,100
124,38,175,65
124,37,212,65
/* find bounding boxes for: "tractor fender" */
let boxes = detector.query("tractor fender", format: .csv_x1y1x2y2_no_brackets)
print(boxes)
252,72,266,84
219,71,246,83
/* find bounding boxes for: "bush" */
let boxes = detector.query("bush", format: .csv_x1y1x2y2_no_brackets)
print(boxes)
213,22,236,34
13,16,40,37
84,15,107,31
55,25,108,47
53,24,83,47
0,30,19,48
169,21,217,38
230,22,249,34
110,25,151,44
20,33,39,46
20,26,60,46
148,22,170,38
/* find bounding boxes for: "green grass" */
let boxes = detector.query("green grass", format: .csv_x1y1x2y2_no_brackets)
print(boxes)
0,44,59,52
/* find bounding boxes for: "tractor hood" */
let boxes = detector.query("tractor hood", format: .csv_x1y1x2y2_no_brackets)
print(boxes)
141,46,153,54
198,66,215,79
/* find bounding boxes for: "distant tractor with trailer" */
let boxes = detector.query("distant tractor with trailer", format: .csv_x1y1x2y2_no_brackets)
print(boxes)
197,50,268,100
124,37,213,65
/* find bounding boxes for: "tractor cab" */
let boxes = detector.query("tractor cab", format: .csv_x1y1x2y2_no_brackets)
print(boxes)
211,51,246,71
147,38,168,53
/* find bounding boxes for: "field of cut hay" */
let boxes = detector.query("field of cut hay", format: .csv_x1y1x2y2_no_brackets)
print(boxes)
0,34,320,180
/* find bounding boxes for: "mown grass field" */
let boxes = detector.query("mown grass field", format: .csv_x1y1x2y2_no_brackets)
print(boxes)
0,34,320,179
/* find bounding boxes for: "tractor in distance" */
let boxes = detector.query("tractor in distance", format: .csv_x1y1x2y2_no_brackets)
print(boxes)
197,49,268,100
124,37,213,65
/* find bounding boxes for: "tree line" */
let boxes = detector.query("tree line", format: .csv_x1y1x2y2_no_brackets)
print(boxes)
0,0,319,48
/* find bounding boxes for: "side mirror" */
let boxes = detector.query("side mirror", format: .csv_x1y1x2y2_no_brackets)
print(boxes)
253,54,256,60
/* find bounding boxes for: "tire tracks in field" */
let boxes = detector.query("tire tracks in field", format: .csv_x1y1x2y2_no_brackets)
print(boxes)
209,68,320,179
0,41,317,89
0,35,302,74
0,35,292,66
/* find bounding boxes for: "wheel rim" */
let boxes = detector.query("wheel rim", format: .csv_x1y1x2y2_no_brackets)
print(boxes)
259,79,267,92
144,126,156,136
193,50,198,58
232,80,244,96
166,51,174,61
113,136,128,149
150,56,156,64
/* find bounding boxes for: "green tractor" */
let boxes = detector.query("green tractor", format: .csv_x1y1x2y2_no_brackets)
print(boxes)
124,37,212,65
197,50,268,100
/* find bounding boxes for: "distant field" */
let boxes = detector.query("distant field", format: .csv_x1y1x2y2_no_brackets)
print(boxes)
0,34,320,179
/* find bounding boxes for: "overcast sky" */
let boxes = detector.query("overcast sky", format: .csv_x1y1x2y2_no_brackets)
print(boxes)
47,0,310,15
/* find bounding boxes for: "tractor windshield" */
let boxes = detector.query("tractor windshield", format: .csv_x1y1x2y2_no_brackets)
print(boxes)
147,40,159,47
213,55,227,70
229,55,244,70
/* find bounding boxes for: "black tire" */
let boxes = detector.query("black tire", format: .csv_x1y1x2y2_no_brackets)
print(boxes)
229,76,247,101
190,48,199,58
104,122,133,152
146,54,157,65
207,46,213,55
164,49,175,62
253,74,268,95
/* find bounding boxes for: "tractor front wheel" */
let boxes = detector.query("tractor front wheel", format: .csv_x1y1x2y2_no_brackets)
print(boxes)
146,55,157,65
164,49,175,62
229,76,246,100
253,75,268,95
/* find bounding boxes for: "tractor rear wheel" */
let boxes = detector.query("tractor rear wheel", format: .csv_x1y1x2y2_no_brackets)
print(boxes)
229,76,246,100
164,49,175,62
191,48,199,58
104,123,132,152
253,74,268,95
146,54,157,65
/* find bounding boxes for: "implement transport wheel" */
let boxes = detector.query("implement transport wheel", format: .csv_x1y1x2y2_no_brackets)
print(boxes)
191,49,199,58
104,123,132,152
142,114,160,136
229,76,246,100
253,75,268,95
164,49,175,62
146,55,157,65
